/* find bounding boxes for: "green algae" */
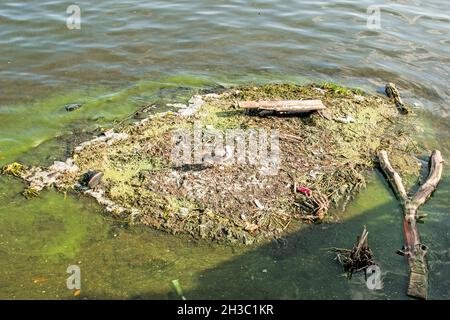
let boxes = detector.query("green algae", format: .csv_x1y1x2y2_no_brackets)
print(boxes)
0,78,207,165
1,162,26,177
0,183,104,260
22,186,40,199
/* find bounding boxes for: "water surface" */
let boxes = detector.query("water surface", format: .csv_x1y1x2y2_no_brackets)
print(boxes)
0,0,449,299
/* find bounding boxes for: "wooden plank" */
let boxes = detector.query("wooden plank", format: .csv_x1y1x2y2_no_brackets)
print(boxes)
239,99,326,112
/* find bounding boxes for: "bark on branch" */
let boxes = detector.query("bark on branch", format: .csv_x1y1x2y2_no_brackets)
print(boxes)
378,150,408,202
411,150,444,207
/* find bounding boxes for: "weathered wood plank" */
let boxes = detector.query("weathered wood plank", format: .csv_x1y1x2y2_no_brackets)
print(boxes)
239,99,326,112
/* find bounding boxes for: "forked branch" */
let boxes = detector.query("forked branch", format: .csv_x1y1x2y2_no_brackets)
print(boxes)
378,149,444,299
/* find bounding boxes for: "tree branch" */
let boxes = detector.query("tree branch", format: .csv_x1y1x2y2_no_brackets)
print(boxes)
378,150,408,202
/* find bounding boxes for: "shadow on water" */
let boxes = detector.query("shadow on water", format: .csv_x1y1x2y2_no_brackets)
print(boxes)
168,195,408,299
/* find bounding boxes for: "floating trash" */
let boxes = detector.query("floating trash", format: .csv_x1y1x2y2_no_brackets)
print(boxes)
80,171,103,189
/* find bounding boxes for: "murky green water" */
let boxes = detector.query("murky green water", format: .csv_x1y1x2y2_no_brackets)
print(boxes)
0,0,449,299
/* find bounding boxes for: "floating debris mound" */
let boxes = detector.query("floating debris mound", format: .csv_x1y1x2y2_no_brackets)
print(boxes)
2,83,422,244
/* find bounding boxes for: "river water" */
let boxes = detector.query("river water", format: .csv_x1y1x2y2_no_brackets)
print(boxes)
0,0,449,299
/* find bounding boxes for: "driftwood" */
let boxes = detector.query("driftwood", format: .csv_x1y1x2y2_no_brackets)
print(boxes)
378,149,444,299
239,99,326,113
385,83,409,114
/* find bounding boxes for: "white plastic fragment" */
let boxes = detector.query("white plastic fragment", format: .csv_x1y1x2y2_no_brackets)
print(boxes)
254,199,264,210
335,115,355,124
178,95,205,117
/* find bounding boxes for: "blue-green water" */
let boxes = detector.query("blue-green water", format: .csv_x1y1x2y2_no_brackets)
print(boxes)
0,0,449,299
